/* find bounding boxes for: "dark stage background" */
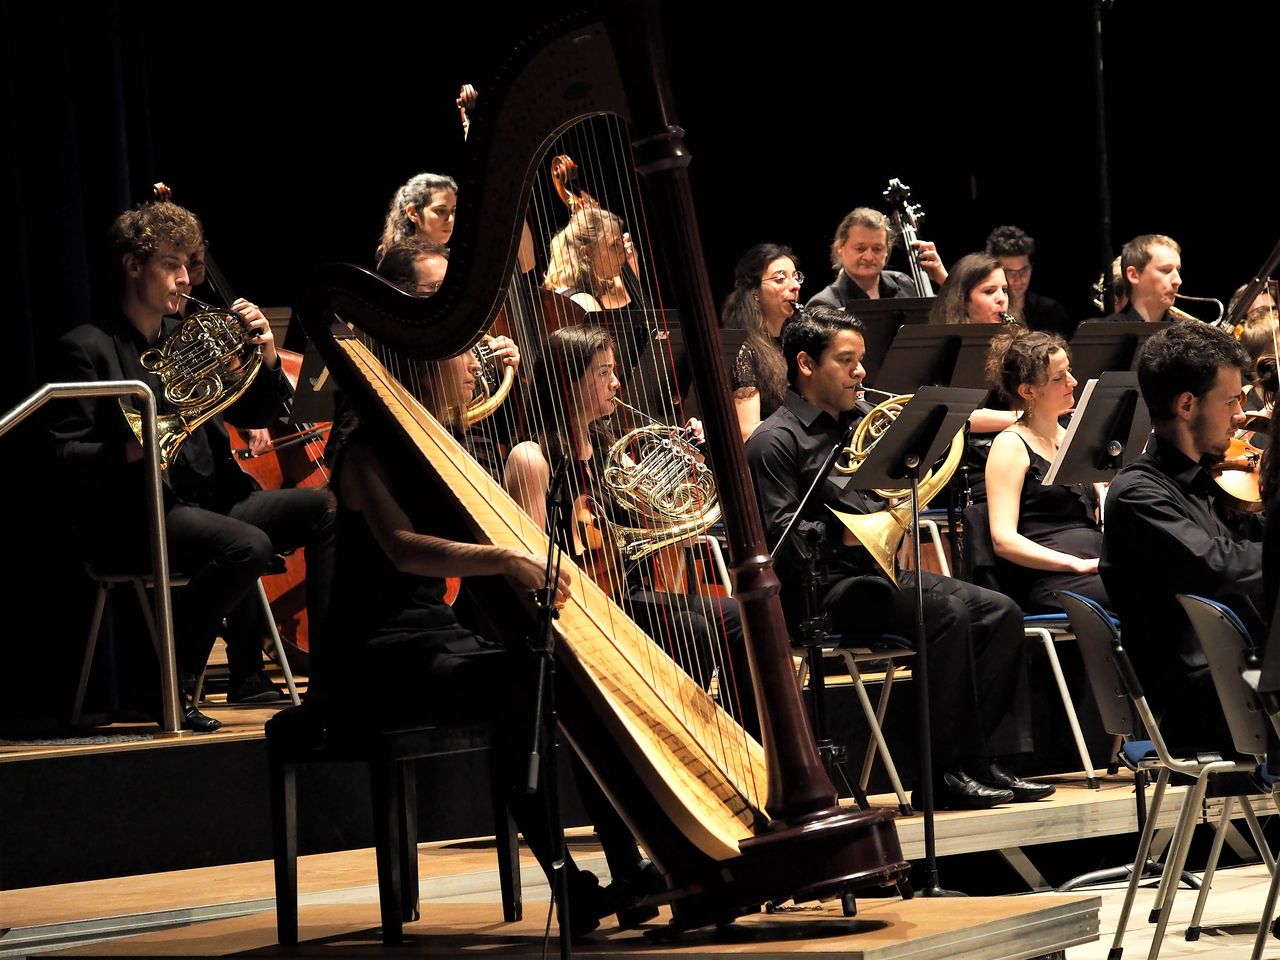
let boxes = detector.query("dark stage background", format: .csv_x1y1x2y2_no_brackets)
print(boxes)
0,1,1274,728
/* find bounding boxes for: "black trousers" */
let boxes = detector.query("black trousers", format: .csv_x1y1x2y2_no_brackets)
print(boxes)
823,570,1032,772
87,487,335,679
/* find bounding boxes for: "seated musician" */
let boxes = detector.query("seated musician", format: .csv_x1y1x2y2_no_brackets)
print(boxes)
374,238,522,480
321,362,650,939
746,307,1053,809
48,201,335,729
503,326,757,737
1101,323,1263,754
984,225,1075,339
983,329,1109,614
1096,234,1182,323
806,206,947,309
375,172,458,259
927,252,1020,501
722,243,802,441
543,206,646,312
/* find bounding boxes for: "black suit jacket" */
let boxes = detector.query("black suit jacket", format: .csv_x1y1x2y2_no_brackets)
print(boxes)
48,312,289,516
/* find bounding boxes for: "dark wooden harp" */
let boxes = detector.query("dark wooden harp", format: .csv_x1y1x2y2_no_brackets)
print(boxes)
297,4,907,930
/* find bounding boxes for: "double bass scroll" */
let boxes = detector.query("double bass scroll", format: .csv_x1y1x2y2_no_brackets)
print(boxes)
299,3,905,931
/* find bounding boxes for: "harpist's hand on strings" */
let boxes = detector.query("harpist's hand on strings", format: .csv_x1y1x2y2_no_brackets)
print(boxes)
506,548,573,608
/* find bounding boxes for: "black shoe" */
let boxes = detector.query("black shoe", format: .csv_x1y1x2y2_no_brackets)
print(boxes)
227,670,286,704
970,762,1056,803
148,691,222,733
182,697,222,733
609,858,664,928
915,770,1014,810
564,869,610,941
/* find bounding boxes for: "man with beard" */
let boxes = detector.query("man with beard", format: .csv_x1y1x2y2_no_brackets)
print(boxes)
1101,323,1262,751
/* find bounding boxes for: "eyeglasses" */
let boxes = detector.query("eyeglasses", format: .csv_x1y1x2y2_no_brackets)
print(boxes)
415,281,442,296
762,271,804,286
1004,266,1032,280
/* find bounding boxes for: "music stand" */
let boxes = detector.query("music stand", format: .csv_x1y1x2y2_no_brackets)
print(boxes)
948,326,1017,391
287,341,339,426
593,311,689,420
1068,322,1163,387
838,297,933,384
1043,372,1149,486
835,385,988,897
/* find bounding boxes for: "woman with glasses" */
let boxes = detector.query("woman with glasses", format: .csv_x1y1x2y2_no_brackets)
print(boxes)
722,243,803,441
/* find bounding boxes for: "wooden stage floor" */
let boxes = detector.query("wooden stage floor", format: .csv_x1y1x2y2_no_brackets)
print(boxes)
6,665,1277,958
2,833,1100,959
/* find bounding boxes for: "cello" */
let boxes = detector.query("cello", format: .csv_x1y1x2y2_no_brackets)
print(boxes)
299,3,906,932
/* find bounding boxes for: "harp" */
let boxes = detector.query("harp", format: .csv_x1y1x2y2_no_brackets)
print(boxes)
297,4,907,931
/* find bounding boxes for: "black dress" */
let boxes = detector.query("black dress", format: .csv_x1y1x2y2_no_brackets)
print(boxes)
731,336,786,424
994,435,1110,614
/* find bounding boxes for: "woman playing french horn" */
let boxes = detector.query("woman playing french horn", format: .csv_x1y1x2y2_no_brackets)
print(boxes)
503,325,757,736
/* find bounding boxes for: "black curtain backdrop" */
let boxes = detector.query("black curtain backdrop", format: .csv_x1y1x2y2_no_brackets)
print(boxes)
1,1,1275,728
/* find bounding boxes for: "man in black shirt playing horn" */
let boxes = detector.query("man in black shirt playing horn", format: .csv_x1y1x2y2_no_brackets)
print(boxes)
746,308,1052,809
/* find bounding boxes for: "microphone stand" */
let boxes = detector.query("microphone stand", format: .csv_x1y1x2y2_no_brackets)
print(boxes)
528,458,573,959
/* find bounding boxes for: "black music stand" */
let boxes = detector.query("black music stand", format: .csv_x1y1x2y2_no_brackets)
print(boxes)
287,341,339,426
594,311,691,421
1068,322,1164,387
839,297,933,384
836,386,987,897
869,326,960,395
1042,372,1149,487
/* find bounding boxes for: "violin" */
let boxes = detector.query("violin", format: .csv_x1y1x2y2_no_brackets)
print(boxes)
1212,414,1268,513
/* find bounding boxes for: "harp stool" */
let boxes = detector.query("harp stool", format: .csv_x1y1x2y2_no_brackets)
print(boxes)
266,705,522,946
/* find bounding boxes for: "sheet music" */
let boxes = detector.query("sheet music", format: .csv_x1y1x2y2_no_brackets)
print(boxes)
1042,378,1098,486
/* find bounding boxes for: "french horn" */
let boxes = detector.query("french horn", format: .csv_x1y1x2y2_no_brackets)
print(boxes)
597,397,722,564
828,391,964,583
120,296,262,473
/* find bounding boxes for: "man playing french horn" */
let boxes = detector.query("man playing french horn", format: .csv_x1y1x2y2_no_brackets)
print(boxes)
746,307,1053,810
49,201,335,731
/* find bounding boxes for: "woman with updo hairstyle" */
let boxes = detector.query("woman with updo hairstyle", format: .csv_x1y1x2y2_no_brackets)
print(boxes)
981,328,1109,613
543,206,644,313
722,243,803,441
376,173,459,261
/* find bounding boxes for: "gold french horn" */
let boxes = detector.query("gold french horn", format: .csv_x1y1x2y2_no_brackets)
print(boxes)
597,397,722,564
828,389,964,583
465,336,516,426
120,295,262,473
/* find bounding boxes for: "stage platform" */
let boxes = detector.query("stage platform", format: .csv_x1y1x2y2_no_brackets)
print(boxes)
2,833,1100,959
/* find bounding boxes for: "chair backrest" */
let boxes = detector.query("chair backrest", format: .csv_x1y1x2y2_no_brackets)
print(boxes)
1176,594,1269,759
959,501,999,591
1056,590,1136,738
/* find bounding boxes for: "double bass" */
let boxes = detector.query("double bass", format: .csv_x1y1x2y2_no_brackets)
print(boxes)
299,5,906,931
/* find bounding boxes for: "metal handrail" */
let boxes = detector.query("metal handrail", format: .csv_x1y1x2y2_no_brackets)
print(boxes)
0,381,179,733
